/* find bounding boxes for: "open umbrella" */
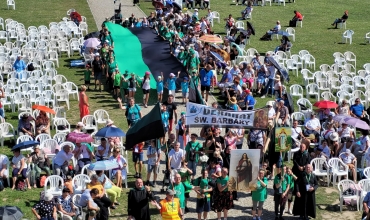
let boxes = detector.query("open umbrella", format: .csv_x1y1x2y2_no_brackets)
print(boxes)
84,31,100,40
247,21,255,35
83,38,100,48
66,132,94,143
267,56,290,82
210,51,224,63
32,105,56,114
313,100,338,109
11,141,40,151
343,117,370,130
199,35,223,43
88,160,119,171
0,206,23,220
333,114,351,124
96,126,126,137
152,0,164,8
230,42,243,56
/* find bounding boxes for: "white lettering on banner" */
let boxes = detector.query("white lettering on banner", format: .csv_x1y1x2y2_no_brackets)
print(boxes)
186,102,260,128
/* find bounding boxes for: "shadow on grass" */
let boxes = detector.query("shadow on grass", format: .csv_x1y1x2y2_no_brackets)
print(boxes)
25,200,39,207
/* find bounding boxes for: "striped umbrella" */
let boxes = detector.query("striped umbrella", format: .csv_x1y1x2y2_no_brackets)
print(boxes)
199,35,223,43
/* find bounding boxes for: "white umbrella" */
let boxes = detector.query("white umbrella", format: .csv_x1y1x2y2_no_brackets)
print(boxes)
83,38,100,48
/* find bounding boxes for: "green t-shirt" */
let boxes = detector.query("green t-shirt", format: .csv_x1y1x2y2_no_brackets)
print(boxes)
185,141,202,163
191,75,200,88
169,182,193,208
286,174,294,189
108,61,117,74
251,177,268,202
274,173,290,193
84,70,91,81
121,77,129,89
114,73,122,87
216,176,229,192
198,178,211,201
189,57,200,69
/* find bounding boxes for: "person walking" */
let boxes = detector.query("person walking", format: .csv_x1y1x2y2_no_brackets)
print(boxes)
212,167,233,220
118,97,142,128
152,189,184,220
200,64,214,102
195,170,213,220
128,178,155,220
146,139,161,187
79,85,90,120
142,71,151,108
91,54,104,92
133,141,144,178
273,166,291,220
163,95,178,136
251,169,268,220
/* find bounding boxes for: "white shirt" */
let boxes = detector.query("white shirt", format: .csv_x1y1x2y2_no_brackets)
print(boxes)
142,78,151,90
338,127,351,138
76,144,90,159
231,128,244,145
268,108,276,118
321,129,334,140
305,118,321,130
168,149,185,169
341,153,355,164
147,145,161,165
109,155,127,171
0,154,8,168
12,154,27,169
291,127,302,139
96,144,111,158
243,69,254,80
228,68,240,76
53,150,74,166
360,135,370,151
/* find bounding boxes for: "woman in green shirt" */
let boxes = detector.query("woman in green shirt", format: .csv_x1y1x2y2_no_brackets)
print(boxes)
251,169,268,220
113,68,122,99
273,166,291,220
286,166,297,215
178,161,193,213
212,167,233,220
106,56,117,93
195,170,213,220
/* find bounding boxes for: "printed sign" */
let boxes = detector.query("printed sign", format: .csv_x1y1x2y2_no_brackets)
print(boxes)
186,103,268,129
275,127,292,152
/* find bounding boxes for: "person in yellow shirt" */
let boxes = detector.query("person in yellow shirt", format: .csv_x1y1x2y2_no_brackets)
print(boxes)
86,174,114,219
152,189,184,220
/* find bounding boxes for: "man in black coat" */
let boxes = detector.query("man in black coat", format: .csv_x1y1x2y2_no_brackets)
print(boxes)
293,164,318,219
127,178,155,220
292,143,311,179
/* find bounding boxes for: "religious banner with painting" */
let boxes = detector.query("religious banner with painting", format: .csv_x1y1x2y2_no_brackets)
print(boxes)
228,149,260,192
275,127,292,152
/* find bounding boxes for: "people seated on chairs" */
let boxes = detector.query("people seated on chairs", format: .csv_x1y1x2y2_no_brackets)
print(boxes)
335,99,350,115
95,138,112,161
350,98,370,124
318,108,331,125
32,192,57,220
87,174,115,219
321,122,335,142
57,188,77,220
0,154,9,186
256,64,267,95
106,119,122,147
218,68,233,93
109,147,127,188
290,10,303,24
78,189,100,220
74,142,94,173
35,111,50,135
304,112,321,141
273,75,283,99
242,64,254,89
11,149,31,190
291,120,305,148
338,123,355,144
28,145,51,188
338,137,355,155
250,53,262,71
226,89,240,111
340,149,357,182
241,4,253,20
96,170,121,206
354,130,370,166
224,14,235,32
260,21,281,41
328,132,340,157
323,112,337,130
274,36,292,53
73,122,84,133
53,144,74,176
331,10,348,28
311,140,330,160
276,100,290,127
18,114,34,137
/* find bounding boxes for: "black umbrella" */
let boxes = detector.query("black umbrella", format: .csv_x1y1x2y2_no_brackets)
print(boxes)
11,140,40,151
247,21,255,35
0,206,23,220
267,56,290,82
84,31,100,40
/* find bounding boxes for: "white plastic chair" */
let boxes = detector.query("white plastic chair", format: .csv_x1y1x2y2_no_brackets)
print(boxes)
289,84,303,99
109,165,128,189
235,21,244,29
303,54,316,70
72,174,91,194
366,32,370,44
286,59,298,76
342,30,354,44
7,0,15,10
297,98,313,112
306,83,320,101
63,82,79,100
285,28,295,42
337,91,351,104
0,122,15,147
53,133,67,144
290,112,306,128
301,69,314,86
82,115,98,132
93,109,110,125
55,89,70,110
328,158,349,186
44,175,64,197
321,91,336,102
54,118,71,134
72,194,87,220
337,179,359,212
35,134,52,145
358,179,370,211
311,158,330,187
297,15,304,28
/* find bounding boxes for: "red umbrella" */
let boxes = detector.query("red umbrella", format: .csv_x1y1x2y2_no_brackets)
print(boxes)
32,105,56,114
313,100,338,109
66,132,94,143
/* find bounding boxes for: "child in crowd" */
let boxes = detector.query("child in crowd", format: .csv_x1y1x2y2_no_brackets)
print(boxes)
181,77,189,104
157,72,164,102
166,71,180,99
84,65,92,90
113,68,121,99
120,70,130,103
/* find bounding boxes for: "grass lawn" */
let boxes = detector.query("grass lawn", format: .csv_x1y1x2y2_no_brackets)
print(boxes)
0,0,152,218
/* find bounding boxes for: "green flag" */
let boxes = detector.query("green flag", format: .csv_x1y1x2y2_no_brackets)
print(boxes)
126,102,164,150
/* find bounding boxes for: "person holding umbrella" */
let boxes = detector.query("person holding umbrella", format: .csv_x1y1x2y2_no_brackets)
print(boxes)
35,111,50,135
11,148,31,190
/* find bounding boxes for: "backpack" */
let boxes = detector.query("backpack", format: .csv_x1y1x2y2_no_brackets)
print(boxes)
40,176,47,187
27,63,35,71
16,178,27,191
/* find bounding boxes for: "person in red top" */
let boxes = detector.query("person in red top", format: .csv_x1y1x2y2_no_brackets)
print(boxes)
133,142,144,178
292,10,303,22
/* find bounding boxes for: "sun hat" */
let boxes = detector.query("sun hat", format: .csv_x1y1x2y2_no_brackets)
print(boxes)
194,8,199,11
34,145,41,150
306,134,315,141
44,192,53,202
77,122,84,127
166,189,175,195
169,73,175,77
180,46,185,50
266,101,274,107
230,97,237,104
145,71,151,75
106,119,114,126
329,132,339,142
158,76,162,80
346,149,351,154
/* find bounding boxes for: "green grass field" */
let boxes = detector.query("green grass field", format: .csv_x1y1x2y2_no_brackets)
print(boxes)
0,0,367,219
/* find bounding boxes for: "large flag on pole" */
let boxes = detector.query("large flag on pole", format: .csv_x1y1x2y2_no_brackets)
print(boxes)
188,77,204,105
126,102,164,150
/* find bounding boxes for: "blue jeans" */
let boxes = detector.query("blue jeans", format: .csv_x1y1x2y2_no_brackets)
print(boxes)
263,78,274,95
187,160,197,176
0,108,4,118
